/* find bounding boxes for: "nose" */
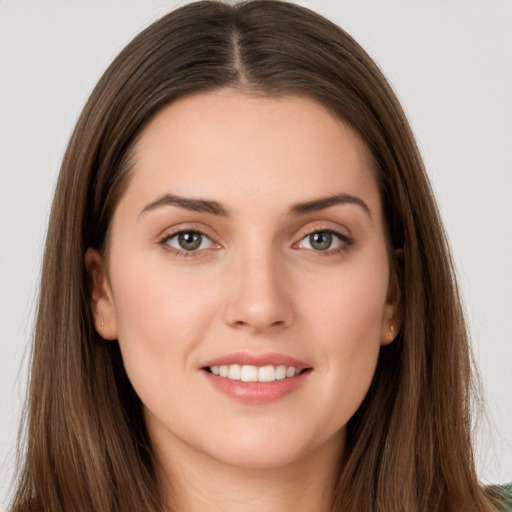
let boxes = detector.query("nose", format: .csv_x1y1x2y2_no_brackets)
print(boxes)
223,249,294,333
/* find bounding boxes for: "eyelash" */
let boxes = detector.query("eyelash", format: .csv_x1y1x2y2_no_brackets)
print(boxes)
158,226,353,258
295,227,353,255
158,229,217,258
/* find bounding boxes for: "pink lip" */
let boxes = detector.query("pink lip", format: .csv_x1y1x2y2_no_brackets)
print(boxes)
201,351,310,371
202,370,311,404
200,352,313,405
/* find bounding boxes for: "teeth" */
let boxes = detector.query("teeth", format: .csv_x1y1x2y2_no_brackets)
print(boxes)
257,365,275,382
228,364,241,380
241,365,258,382
287,366,296,378
275,365,287,380
209,364,303,382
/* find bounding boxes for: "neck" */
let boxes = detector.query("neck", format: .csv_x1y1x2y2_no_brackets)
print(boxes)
155,432,343,512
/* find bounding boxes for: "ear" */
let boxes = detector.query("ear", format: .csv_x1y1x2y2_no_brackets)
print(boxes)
85,248,118,340
380,248,403,346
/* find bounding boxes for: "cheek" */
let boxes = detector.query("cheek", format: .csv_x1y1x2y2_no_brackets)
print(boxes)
108,255,227,426
108,253,218,373
298,254,389,407
303,256,388,342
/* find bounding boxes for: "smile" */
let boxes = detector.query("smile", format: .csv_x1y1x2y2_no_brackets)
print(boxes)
201,352,312,404
208,364,303,382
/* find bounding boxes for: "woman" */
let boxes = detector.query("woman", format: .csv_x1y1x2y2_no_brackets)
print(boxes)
9,1,511,511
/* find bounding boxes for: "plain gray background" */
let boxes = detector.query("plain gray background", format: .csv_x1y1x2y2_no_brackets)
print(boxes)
1,0,511,506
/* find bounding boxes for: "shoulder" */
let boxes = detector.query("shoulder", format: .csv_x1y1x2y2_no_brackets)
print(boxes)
492,483,512,511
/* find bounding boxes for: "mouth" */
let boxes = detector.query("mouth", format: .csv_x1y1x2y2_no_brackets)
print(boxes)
200,353,312,404
205,364,309,383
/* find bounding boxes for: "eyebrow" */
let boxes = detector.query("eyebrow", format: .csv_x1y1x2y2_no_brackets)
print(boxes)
139,192,371,219
289,193,372,218
140,193,229,217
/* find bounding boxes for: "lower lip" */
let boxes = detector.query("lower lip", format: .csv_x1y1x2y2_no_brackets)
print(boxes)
202,369,311,404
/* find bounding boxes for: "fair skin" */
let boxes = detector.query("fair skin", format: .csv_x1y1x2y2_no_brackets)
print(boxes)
86,91,401,512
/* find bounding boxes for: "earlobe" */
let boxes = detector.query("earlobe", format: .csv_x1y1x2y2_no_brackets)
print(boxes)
381,253,403,346
84,248,118,340
381,305,402,346
381,321,398,346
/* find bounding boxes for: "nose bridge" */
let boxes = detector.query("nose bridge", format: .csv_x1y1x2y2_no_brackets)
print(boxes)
223,241,293,332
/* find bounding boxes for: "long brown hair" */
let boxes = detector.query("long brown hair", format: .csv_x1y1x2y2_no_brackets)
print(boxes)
10,1,503,511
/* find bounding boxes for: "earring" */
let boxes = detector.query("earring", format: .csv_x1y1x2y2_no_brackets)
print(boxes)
390,324,394,340
101,316,104,328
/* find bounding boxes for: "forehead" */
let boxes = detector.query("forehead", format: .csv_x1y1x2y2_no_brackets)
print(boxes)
123,91,380,217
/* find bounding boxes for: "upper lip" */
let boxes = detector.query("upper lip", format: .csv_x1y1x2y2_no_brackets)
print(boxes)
201,351,311,371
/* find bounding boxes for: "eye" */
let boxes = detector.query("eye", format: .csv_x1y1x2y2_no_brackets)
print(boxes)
163,231,214,252
296,230,348,252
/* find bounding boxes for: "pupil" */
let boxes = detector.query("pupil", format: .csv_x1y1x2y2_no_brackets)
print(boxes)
178,232,201,250
310,232,332,251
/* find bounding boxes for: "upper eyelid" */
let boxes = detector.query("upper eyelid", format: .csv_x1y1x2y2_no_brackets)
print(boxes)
292,221,352,240
158,223,219,242
161,230,212,243
299,226,348,238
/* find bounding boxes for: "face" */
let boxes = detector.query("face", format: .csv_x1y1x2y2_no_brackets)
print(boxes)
87,91,400,473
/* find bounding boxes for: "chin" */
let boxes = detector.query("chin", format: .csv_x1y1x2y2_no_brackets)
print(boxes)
208,442,310,470
197,423,344,471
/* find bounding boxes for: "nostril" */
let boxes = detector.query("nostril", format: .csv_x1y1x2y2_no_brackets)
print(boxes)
230,318,287,331
223,281,294,331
